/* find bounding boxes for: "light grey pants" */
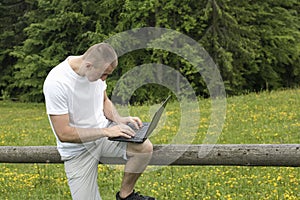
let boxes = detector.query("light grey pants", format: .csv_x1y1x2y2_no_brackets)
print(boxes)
64,138,127,200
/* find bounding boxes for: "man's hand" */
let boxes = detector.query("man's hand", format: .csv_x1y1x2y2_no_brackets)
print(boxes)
105,124,136,138
118,116,143,130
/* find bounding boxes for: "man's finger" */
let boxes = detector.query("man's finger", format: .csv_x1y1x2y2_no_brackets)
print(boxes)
130,116,143,129
120,124,135,137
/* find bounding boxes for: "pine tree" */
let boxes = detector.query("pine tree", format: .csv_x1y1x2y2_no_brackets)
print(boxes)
2,0,300,102
0,0,30,99
9,0,96,101
243,0,300,90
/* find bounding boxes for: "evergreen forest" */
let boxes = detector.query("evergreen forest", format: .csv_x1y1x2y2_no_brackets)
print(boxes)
1,0,299,103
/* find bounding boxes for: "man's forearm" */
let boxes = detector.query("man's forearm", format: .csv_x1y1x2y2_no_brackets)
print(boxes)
103,97,123,123
58,125,109,143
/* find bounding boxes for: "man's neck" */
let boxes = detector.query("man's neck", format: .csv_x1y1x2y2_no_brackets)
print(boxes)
68,56,84,76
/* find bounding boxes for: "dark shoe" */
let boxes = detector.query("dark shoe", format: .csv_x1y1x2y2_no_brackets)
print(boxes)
116,190,155,200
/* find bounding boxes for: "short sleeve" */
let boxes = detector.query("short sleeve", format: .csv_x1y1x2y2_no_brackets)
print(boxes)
43,80,68,115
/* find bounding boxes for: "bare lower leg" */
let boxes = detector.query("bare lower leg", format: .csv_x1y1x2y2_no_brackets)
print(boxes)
119,140,153,198
119,172,141,198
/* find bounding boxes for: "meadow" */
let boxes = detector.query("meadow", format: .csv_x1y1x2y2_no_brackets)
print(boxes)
0,89,300,200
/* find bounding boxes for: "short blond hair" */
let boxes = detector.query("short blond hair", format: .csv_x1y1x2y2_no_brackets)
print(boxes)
82,43,118,68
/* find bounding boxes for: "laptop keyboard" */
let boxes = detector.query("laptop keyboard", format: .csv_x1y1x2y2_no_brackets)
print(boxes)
135,126,148,137
127,123,148,138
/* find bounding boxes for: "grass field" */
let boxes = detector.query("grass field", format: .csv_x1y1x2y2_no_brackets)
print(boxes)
0,89,300,199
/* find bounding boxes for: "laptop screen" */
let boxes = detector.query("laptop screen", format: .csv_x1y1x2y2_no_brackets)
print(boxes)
144,96,170,137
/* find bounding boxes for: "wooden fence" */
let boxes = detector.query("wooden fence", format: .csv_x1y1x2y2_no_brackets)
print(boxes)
0,144,299,167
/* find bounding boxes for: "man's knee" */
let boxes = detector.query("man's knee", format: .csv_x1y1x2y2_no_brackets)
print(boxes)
141,139,153,154
127,139,153,155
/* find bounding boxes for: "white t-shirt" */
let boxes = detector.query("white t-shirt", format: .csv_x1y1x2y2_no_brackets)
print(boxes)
43,57,109,160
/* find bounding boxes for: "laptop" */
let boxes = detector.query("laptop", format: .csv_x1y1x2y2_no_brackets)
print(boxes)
108,96,171,143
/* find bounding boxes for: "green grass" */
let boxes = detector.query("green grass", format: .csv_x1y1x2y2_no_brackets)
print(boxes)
0,89,300,199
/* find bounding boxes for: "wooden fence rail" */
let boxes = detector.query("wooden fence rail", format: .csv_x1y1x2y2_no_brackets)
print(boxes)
0,144,299,167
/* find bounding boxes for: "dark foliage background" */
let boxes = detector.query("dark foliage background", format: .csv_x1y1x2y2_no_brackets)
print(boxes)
0,0,299,103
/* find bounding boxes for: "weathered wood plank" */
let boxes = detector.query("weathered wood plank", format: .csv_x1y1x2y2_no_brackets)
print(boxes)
0,144,299,167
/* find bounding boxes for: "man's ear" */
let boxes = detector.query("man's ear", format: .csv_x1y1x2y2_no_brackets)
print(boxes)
85,62,93,69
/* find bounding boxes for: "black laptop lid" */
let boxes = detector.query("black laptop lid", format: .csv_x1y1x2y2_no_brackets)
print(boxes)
144,96,171,138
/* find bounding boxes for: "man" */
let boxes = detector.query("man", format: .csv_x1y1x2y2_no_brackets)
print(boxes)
43,43,155,200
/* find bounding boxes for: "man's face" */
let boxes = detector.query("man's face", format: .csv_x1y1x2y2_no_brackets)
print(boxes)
86,64,115,82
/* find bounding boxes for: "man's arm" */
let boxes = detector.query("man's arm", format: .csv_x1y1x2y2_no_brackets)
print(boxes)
49,114,107,143
49,91,141,144
49,113,136,143
103,91,143,129
103,91,123,123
